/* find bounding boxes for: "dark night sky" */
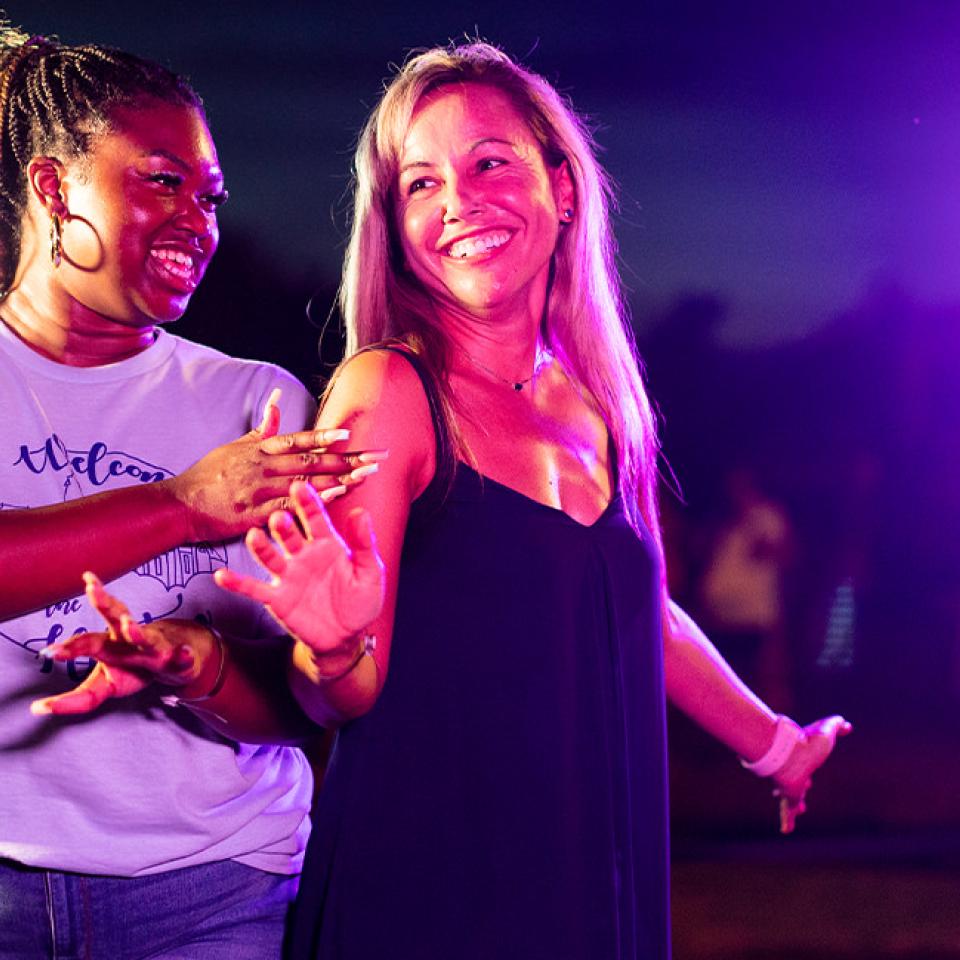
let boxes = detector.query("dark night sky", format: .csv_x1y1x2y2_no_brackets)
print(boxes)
14,1,960,345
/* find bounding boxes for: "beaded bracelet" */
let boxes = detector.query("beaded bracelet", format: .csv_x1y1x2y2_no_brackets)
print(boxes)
314,633,377,683
740,715,805,777
160,627,227,709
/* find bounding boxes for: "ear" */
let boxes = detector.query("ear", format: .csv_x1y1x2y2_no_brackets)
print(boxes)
553,159,576,220
27,157,70,219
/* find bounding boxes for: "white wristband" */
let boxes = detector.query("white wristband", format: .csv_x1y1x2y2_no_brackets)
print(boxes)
740,715,804,777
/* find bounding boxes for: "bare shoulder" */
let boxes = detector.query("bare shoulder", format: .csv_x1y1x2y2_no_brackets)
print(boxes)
319,348,435,500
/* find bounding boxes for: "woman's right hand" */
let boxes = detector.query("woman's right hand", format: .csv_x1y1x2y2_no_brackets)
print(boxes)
165,392,385,542
30,572,218,716
215,480,385,659
772,715,852,833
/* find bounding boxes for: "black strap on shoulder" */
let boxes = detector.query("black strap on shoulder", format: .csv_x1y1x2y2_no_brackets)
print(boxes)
371,345,456,511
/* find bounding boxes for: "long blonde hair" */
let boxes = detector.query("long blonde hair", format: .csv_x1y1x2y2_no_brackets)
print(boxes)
339,42,662,550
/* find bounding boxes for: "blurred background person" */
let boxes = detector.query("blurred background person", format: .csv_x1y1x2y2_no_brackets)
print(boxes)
697,465,795,710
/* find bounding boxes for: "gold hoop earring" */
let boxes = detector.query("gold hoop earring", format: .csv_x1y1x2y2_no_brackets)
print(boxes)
57,214,105,273
50,213,62,267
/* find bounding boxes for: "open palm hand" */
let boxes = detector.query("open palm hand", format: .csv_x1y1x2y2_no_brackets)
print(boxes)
215,481,384,655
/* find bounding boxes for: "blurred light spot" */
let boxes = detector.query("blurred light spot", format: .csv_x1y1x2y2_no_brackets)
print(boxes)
818,576,856,669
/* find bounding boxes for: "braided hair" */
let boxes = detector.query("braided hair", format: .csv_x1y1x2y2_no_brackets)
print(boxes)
0,22,202,289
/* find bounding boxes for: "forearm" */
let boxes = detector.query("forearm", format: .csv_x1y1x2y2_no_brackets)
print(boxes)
0,480,189,618
664,601,779,762
177,634,319,745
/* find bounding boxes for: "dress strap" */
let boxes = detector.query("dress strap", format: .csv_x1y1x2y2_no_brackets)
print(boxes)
368,344,456,513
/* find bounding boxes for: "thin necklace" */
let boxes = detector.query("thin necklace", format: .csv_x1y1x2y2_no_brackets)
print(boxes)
460,343,550,392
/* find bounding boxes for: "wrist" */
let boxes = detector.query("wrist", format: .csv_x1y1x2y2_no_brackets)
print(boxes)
740,715,805,777
161,627,227,706
156,476,196,544
308,632,377,684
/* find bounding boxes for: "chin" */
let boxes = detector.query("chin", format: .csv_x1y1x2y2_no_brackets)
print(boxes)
142,295,192,325
449,281,509,309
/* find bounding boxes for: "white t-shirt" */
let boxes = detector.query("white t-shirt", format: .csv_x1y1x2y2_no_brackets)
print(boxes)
0,323,317,877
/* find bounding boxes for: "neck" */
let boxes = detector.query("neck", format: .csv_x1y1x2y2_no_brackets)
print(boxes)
440,303,543,385
0,276,156,367
449,325,543,393
435,263,552,378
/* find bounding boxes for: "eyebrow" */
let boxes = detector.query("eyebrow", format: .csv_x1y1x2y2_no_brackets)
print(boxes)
399,137,516,175
468,137,513,152
141,148,191,170
141,149,224,183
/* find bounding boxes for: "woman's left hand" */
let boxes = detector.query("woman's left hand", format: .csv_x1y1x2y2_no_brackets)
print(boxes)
30,572,216,716
772,715,853,833
214,480,384,657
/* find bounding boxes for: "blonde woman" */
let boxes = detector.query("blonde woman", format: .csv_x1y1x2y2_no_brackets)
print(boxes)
221,42,850,960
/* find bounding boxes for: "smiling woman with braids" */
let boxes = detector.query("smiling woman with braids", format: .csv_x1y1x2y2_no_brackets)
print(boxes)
0,23,383,960
213,43,852,959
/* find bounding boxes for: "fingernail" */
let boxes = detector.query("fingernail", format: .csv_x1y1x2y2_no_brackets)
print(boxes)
357,450,389,463
30,700,52,716
349,464,379,480
319,429,350,444
38,645,60,660
320,484,348,503
266,387,282,408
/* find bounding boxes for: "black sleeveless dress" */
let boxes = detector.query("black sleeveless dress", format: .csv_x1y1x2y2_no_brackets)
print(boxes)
289,354,670,960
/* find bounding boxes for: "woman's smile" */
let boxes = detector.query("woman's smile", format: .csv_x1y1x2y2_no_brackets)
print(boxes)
397,82,572,321
55,101,223,327
147,246,203,291
444,229,513,261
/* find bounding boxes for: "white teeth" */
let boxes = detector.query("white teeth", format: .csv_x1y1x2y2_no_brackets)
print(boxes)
150,248,195,280
447,231,511,260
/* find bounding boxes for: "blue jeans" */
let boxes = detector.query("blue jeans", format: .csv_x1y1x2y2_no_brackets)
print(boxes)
0,858,297,959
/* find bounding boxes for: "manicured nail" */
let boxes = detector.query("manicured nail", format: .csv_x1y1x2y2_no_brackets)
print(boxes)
357,450,389,463
319,428,350,444
30,700,52,716
349,463,379,481
38,645,60,659
320,484,348,503
265,387,282,409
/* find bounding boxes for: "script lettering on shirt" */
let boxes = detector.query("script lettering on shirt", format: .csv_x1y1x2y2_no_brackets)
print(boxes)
46,598,83,618
19,622,96,680
15,435,167,488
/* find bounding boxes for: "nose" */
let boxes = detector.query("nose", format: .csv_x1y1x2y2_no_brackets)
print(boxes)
174,195,216,242
440,175,482,224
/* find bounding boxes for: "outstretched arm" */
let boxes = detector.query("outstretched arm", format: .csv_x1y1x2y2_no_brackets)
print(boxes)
664,601,851,832
0,391,374,619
